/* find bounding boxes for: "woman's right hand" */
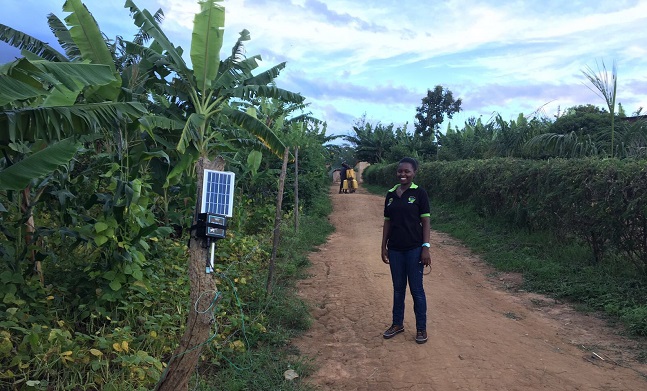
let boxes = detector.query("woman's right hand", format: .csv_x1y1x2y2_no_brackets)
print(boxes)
381,247,389,264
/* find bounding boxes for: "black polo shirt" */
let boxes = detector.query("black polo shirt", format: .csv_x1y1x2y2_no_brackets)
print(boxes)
384,183,430,251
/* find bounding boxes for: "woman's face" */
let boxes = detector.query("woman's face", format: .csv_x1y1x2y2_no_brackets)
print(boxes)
397,162,415,185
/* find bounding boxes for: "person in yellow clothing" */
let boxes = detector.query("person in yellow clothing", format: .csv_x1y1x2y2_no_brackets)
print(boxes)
346,166,357,193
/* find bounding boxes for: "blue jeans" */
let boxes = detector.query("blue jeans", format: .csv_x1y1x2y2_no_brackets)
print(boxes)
388,247,427,330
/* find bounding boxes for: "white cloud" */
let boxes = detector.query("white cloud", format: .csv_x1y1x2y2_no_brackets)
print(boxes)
2,0,646,133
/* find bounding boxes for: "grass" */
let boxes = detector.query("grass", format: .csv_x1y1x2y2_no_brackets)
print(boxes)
195,346,316,391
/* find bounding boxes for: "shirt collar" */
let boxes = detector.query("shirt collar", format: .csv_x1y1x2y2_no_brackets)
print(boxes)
389,182,419,192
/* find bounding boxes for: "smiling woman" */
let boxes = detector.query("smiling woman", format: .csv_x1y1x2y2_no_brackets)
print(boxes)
381,157,431,344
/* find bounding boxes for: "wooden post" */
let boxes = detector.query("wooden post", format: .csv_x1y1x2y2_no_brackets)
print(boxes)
294,147,299,233
267,147,290,294
156,156,224,391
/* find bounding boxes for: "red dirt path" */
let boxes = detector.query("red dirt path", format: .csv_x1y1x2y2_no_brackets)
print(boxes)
292,185,647,390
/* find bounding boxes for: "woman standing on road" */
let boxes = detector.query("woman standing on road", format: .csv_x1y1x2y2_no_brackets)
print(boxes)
381,157,431,344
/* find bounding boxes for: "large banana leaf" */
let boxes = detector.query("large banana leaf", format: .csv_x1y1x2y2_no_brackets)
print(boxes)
63,0,115,72
176,113,206,154
214,55,259,90
0,58,120,107
0,75,45,106
164,147,199,187
122,40,181,88
10,60,115,95
42,85,81,107
47,14,81,61
124,0,193,88
221,106,286,158
63,0,121,101
242,62,287,86
37,61,116,91
0,23,68,62
191,0,224,93
122,40,165,65
228,85,305,104
1,102,147,143
0,137,80,190
139,115,185,132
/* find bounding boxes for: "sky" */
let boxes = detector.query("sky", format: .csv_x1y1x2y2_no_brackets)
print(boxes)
1,0,646,140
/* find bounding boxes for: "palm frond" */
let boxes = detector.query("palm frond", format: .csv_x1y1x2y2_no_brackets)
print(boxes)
0,23,68,62
526,132,599,158
228,85,304,104
243,62,286,86
230,29,250,62
0,102,147,143
220,106,286,158
125,0,193,89
47,14,80,60
0,137,80,190
134,8,165,44
582,60,617,112
214,55,259,90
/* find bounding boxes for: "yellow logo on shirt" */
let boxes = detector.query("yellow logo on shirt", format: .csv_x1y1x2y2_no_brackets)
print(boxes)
408,196,416,204
388,198,393,206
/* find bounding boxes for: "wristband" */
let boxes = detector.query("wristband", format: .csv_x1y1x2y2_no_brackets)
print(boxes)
421,242,430,248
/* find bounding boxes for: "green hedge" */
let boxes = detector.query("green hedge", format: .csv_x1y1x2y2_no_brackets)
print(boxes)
364,158,647,274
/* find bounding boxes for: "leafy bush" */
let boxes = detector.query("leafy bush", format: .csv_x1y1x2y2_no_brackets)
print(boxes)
367,158,647,273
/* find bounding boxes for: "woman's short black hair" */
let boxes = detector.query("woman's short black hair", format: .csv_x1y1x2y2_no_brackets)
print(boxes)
398,157,418,171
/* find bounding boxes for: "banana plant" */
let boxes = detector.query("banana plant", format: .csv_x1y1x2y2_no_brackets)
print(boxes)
0,0,149,145
0,0,149,286
124,0,304,161
122,2,306,389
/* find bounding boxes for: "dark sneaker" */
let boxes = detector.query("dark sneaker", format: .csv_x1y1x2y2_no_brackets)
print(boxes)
383,325,404,339
416,330,428,344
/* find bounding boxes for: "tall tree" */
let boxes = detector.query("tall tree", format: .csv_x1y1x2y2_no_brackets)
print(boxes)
414,85,462,137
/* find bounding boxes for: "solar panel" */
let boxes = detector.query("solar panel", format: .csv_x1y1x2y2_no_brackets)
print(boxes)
200,170,235,217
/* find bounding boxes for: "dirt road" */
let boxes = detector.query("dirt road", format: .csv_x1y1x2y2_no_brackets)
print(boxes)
293,185,647,390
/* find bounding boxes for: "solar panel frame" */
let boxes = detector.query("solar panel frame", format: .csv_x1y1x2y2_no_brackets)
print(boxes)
200,170,235,217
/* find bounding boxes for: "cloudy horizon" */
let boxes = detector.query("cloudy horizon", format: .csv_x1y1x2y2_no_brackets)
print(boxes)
1,0,646,139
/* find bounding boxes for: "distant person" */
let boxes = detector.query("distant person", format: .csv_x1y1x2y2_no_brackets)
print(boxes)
346,165,357,193
381,157,431,344
339,163,349,193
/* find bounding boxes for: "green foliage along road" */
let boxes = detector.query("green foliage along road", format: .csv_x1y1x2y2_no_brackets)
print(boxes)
0,0,335,389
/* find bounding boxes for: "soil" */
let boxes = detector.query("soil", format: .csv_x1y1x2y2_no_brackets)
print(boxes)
292,185,647,390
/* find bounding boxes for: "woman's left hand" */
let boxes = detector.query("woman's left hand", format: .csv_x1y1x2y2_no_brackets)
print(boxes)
420,247,431,267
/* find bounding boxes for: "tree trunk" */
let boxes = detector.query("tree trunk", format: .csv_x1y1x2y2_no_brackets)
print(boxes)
156,156,224,391
21,187,43,285
294,147,299,233
266,147,290,294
